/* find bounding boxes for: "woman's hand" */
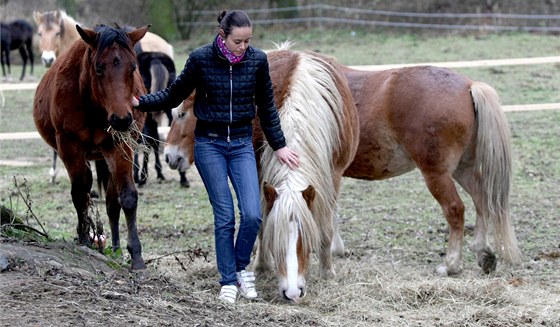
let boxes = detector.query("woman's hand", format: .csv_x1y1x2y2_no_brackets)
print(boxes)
275,146,300,170
131,96,140,107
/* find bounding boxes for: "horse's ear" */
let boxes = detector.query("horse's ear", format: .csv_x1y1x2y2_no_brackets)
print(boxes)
128,25,151,45
302,185,315,208
33,11,43,25
76,25,97,46
263,182,278,210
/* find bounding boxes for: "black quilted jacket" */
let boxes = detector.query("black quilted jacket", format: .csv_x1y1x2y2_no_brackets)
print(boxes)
137,36,286,151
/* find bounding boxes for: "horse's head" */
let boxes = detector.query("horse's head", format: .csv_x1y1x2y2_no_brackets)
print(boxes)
33,10,64,67
77,24,149,132
262,181,319,304
164,93,196,171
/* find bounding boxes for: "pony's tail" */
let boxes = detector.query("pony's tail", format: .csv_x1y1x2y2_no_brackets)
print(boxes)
470,81,522,265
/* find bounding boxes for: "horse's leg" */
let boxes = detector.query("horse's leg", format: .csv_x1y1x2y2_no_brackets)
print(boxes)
153,143,165,181
18,46,28,81
26,40,33,76
133,151,141,184
318,206,336,279
453,167,497,274
422,171,466,276
179,171,190,188
104,150,145,270
60,149,94,245
147,114,164,181
331,204,345,256
255,227,270,274
0,51,6,77
50,150,58,184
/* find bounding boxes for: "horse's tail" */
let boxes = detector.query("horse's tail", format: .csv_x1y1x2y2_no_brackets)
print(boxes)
470,81,522,265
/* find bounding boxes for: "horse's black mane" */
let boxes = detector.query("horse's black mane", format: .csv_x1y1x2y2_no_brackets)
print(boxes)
94,24,132,54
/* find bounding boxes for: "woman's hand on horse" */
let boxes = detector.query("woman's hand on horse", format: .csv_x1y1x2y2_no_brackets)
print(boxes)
131,96,140,107
275,146,300,170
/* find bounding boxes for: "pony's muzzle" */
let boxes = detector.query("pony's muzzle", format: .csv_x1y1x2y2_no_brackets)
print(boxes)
109,112,133,131
282,287,306,303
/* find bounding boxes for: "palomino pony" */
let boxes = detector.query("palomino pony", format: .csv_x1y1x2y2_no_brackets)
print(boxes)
165,51,522,298
33,9,178,187
33,24,149,270
340,65,522,276
0,19,34,80
164,47,360,303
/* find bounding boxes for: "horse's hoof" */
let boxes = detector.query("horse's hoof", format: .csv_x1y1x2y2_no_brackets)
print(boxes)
180,180,190,188
434,263,462,277
478,250,497,274
131,259,147,270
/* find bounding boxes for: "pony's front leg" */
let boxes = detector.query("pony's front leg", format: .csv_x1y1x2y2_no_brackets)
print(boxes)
255,227,271,274
60,149,94,246
319,216,336,279
105,150,146,270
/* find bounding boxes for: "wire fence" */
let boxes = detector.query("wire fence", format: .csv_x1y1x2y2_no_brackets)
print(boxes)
179,4,560,33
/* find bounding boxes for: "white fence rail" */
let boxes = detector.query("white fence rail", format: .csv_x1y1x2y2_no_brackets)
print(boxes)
181,4,560,32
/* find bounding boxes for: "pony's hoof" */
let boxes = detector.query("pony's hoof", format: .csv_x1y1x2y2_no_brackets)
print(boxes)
477,250,497,274
434,263,462,276
180,179,190,188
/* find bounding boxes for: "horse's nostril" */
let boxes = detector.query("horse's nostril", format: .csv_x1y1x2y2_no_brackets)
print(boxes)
300,288,305,297
165,154,170,163
109,113,133,132
282,290,290,301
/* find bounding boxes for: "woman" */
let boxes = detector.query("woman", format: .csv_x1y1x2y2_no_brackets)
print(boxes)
132,10,299,304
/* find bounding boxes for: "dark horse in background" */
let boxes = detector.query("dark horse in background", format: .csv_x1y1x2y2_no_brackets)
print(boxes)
133,50,190,188
0,19,34,80
33,24,149,270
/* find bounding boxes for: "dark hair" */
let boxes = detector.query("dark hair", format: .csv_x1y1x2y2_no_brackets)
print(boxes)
217,10,251,36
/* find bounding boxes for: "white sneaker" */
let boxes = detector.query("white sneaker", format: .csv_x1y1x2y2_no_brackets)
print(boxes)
236,270,258,299
218,285,237,304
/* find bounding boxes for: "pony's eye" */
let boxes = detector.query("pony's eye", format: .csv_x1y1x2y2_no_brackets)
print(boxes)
132,63,137,71
95,64,104,76
113,57,120,67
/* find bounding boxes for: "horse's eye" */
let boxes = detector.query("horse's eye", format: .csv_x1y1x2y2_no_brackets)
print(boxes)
55,32,61,37
38,32,42,37
132,63,137,71
95,64,104,76
113,57,120,67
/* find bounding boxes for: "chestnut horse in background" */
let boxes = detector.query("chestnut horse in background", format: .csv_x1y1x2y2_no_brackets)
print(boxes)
340,65,521,276
33,24,149,270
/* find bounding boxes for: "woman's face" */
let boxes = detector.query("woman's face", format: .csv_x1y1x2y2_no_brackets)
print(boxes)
222,26,252,57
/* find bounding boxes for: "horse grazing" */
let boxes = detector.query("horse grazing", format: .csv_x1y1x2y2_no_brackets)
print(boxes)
256,48,359,303
340,65,522,276
164,47,360,302
33,24,149,270
0,19,34,80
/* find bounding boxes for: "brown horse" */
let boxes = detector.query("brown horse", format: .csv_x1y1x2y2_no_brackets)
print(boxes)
34,9,176,187
164,47,360,302
33,24,149,270
166,54,521,280
341,65,522,276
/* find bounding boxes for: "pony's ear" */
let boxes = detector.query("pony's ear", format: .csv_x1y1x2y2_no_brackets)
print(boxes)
76,25,97,46
302,185,315,208
33,11,43,25
128,25,151,46
263,182,278,211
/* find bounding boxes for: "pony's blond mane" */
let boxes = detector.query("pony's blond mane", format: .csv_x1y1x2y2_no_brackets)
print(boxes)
260,50,346,268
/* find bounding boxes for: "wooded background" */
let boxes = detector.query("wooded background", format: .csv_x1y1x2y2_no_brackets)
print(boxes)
2,0,560,41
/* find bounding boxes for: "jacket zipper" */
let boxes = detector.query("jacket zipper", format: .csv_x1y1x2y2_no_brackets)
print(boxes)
227,64,233,142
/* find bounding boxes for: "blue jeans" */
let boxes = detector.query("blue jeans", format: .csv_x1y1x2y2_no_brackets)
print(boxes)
194,135,262,286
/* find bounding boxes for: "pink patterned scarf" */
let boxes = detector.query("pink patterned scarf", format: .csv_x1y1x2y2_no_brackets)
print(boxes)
217,34,245,64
